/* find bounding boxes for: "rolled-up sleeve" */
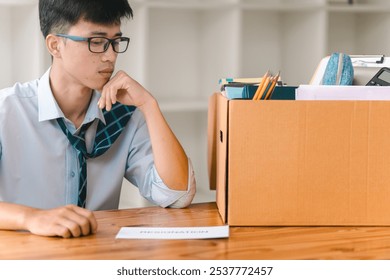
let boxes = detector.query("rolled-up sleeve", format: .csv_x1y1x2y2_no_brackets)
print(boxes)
147,159,196,208
124,109,196,208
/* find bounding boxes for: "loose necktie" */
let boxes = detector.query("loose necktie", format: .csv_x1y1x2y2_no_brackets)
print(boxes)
57,102,136,208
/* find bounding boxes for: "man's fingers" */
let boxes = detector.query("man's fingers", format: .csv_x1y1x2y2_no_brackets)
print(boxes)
52,224,72,238
24,205,97,238
70,205,98,235
98,89,106,109
99,71,134,110
56,216,82,237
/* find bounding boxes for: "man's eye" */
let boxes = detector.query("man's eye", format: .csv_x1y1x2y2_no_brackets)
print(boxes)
91,39,106,45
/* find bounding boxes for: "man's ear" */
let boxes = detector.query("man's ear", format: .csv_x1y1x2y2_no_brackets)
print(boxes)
46,34,62,58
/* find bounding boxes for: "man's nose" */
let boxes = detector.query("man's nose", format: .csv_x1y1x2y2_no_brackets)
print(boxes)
102,43,118,61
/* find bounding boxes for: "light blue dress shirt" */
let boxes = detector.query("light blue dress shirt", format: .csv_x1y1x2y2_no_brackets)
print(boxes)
0,69,196,210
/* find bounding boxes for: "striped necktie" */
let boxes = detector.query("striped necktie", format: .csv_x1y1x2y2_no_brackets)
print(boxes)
57,103,136,208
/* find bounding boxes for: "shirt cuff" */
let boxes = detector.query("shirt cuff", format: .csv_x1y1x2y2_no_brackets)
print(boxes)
149,158,196,208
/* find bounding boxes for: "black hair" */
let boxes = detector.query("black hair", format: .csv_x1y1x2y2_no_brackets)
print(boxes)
39,0,133,38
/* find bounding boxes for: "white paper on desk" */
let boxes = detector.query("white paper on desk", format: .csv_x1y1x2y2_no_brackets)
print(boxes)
296,85,390,100
116,225,229,240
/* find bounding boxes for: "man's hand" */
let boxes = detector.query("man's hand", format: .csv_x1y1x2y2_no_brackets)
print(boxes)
96,69,190,194
23,205,97,238
98,70,153,111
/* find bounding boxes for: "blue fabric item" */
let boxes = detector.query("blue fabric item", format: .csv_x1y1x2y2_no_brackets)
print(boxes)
322,53,354,85
57,103,135,208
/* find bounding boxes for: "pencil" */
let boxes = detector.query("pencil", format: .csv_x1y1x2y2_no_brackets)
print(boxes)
252,71,269,100
256,74,271,100
265,72,280,100
260,77,273,100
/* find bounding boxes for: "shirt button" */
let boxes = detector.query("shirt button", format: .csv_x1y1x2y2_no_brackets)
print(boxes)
71,171,76,178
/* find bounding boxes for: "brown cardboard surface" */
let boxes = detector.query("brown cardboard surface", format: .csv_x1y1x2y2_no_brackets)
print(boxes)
211,93,390,226
215,93,229,224
207,94,217,190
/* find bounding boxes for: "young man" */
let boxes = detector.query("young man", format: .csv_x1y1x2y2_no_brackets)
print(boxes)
0,0,196,238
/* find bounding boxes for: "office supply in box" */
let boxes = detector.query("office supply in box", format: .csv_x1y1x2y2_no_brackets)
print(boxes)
219,77,263,85
252,71,280,100
223,84,296,100
328,0,353,4
296,85,390,100
311,54,390,86
366,67,390,86
220,72,284,100
208,92,390,226
223,83,256,99
321,53,354,85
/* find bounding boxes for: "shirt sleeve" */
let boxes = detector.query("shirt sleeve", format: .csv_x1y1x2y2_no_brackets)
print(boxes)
124,109,196,208
166,159,196,208
147,159,196,208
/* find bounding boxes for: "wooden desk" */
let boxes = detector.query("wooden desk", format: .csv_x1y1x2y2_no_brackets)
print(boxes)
1,202,390,260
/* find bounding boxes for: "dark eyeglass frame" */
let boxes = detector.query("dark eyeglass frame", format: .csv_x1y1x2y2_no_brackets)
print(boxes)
56,34,130,53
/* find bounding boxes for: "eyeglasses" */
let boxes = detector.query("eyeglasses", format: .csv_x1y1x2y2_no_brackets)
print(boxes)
56,34,130,53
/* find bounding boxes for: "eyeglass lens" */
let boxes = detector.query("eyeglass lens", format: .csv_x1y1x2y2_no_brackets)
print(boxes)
89,37,129,53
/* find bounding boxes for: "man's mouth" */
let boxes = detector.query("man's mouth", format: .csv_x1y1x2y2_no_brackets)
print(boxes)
98,68,114,76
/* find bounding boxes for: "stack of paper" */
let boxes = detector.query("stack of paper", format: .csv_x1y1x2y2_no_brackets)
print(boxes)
296,85,390,100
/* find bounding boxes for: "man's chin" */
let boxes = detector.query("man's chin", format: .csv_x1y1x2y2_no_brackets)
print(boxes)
93,80,110,92
94,86,104,92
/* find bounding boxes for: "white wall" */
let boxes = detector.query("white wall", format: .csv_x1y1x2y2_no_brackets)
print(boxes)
2,0,390,209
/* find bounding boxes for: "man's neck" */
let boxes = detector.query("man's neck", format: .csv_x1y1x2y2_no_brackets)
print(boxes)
49,67,93,129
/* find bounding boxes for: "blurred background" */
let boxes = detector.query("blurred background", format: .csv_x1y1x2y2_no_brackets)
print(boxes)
1,0,390,208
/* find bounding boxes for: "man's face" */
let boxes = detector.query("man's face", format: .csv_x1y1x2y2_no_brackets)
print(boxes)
58,20,122,91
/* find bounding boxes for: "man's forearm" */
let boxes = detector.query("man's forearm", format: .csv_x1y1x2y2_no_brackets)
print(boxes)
139,98,189,191
0,201,31,231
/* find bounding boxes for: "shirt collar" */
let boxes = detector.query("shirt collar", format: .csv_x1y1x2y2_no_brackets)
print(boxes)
38,68,106,125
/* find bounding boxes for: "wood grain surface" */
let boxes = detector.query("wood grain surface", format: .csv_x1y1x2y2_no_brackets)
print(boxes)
1,203,390,260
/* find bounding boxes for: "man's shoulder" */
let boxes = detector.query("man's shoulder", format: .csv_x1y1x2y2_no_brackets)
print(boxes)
0,79,39,103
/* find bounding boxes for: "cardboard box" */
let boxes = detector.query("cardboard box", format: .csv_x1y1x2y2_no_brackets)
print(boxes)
208,92,390,226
